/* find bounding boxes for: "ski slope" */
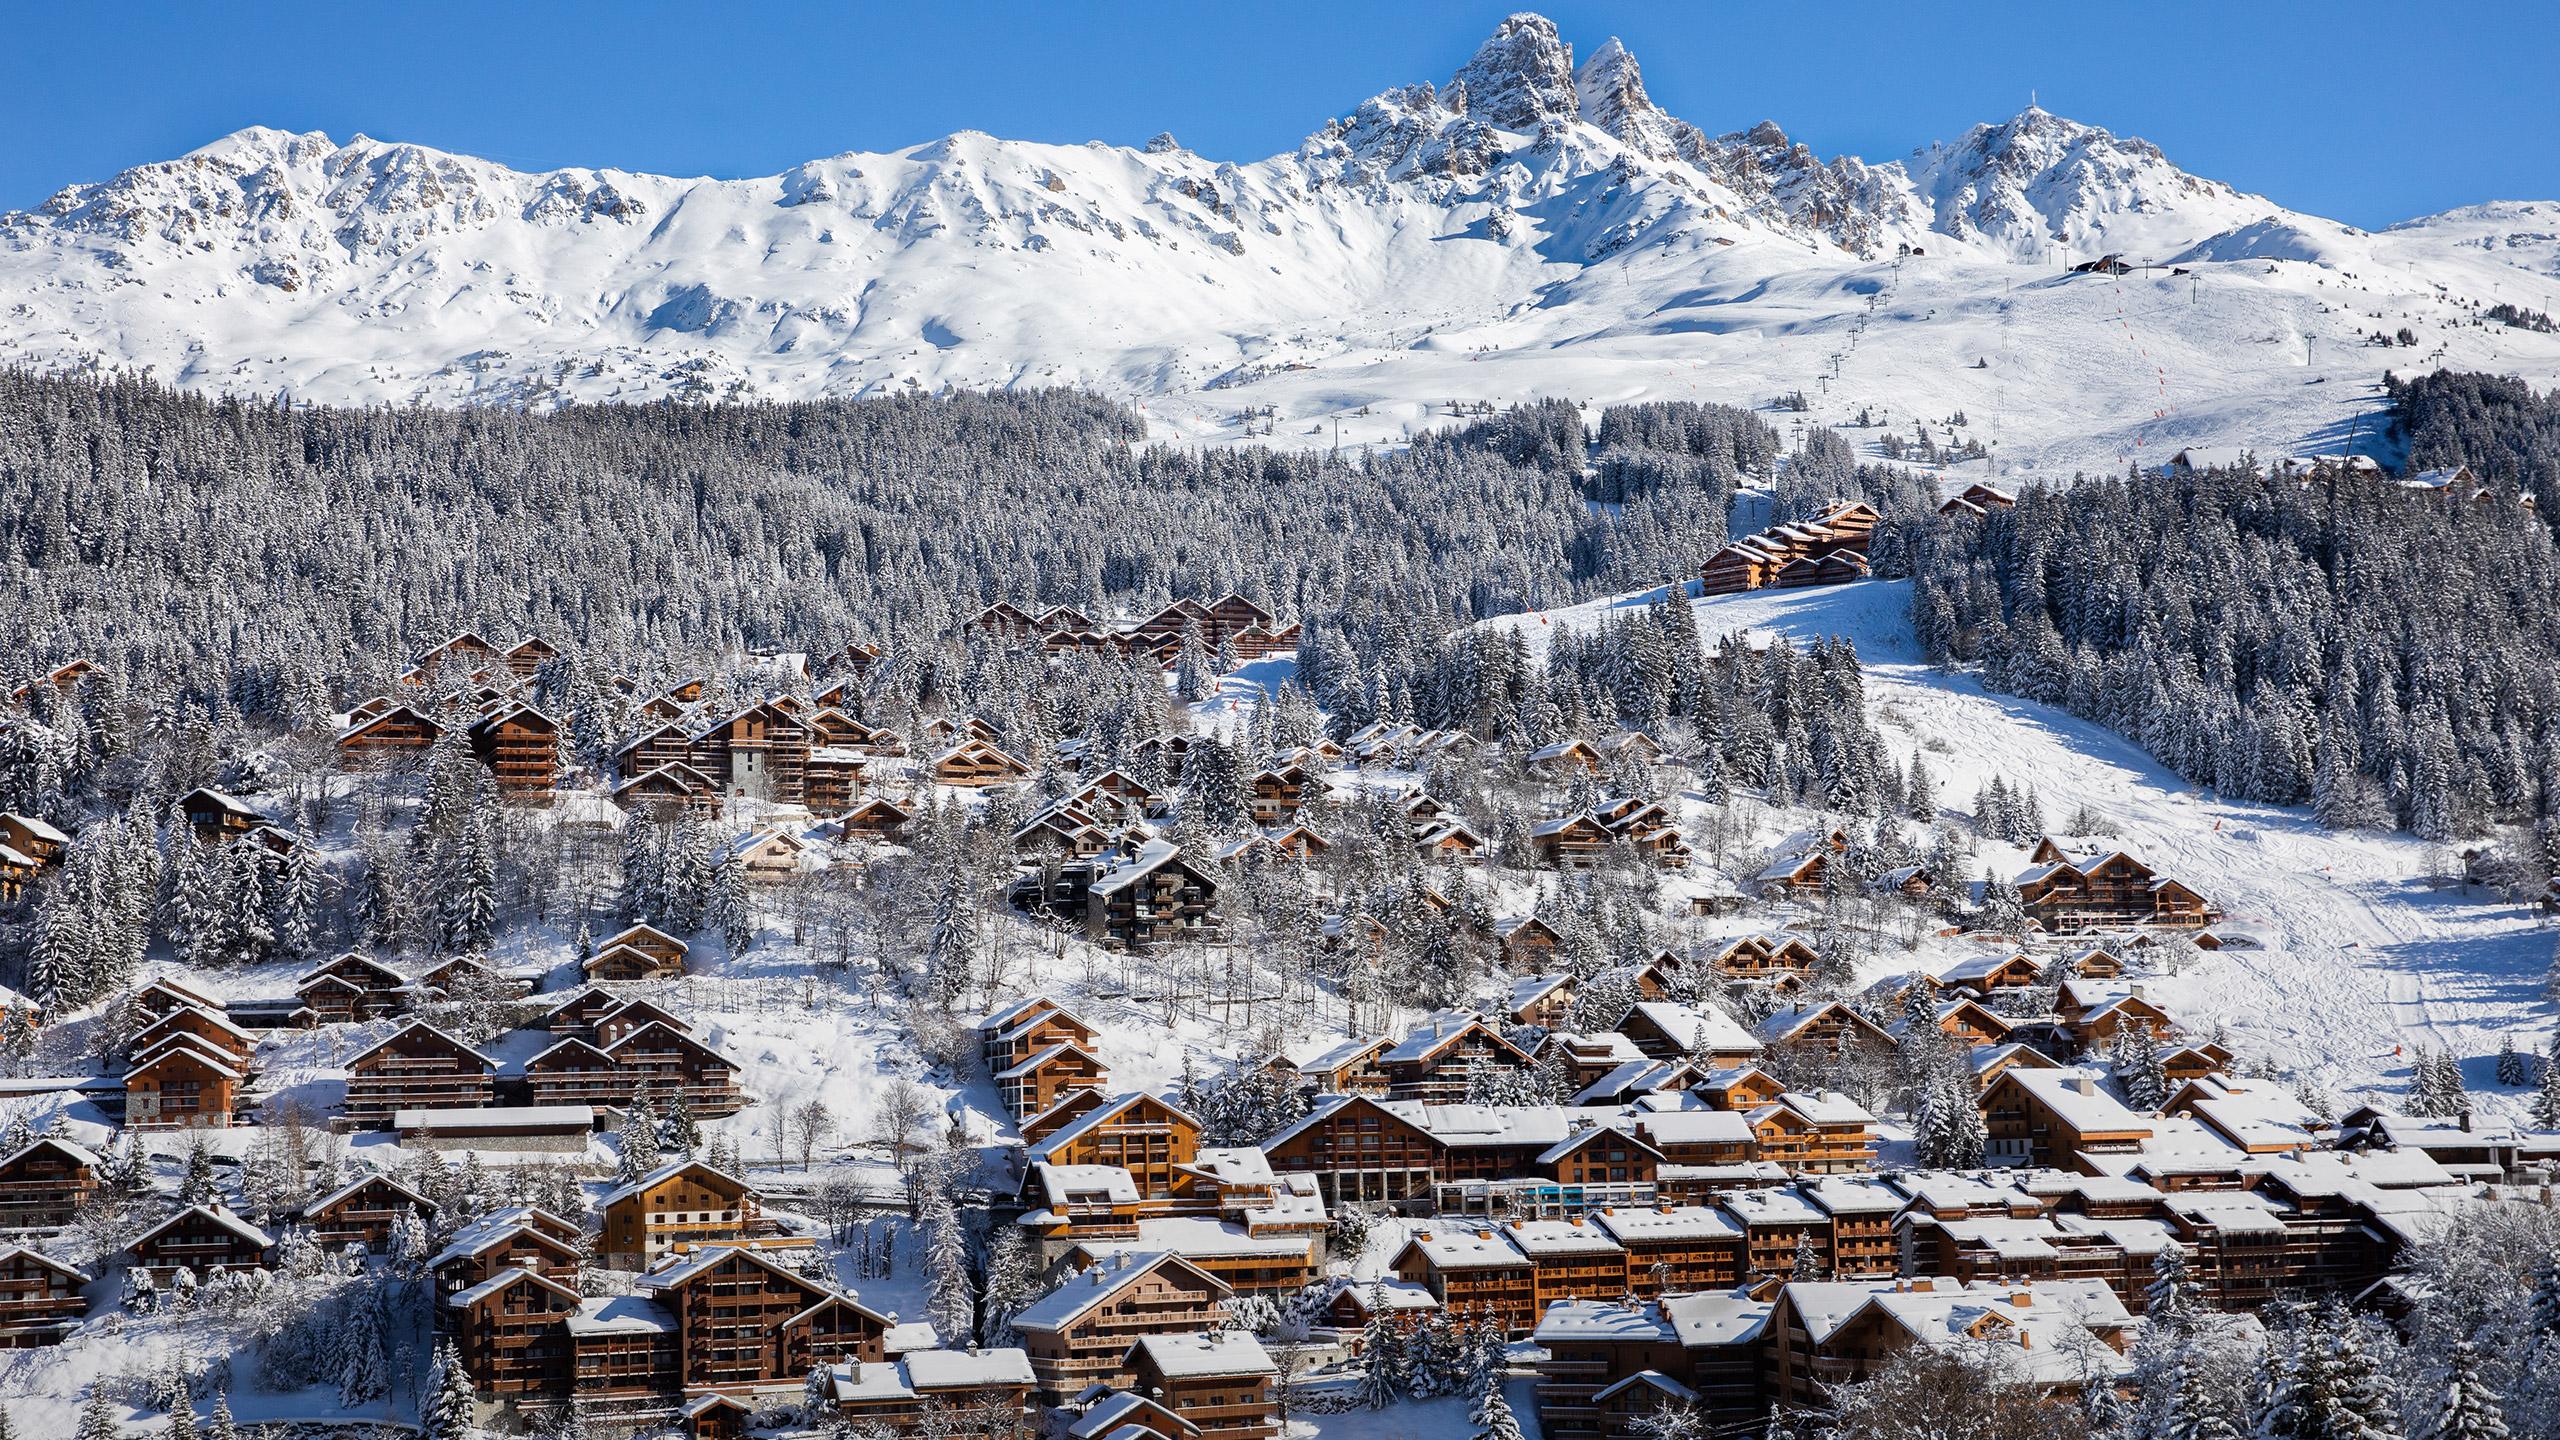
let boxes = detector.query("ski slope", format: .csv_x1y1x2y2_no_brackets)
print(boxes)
1488,577,2559,1113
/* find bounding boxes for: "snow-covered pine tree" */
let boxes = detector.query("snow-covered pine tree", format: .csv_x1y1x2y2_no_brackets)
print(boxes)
2538,1035,2560,1129
2498,1034,2527,1087
615,1086,664,1184
2420,1338,2509,1440
1355,1288,1403,1409
2145,1244,2193,1332
2526,1244,2560,1341
424,1342,474,1440
336,1284,391,1406
204,1394,239,1440
663,1089,701,1159
921,1181,976,1344
180,1136,217,1206
76,1387,118,1440
709,851,753,955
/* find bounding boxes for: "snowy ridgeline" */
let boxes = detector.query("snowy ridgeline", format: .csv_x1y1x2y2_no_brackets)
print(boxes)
0,15,2557,469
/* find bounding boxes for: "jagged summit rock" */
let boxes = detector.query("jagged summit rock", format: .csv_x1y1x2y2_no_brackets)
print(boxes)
0,7,2541,448
1449,12,1580,130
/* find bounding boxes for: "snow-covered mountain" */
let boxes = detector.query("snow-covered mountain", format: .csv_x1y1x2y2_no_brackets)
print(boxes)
4,12,2558,473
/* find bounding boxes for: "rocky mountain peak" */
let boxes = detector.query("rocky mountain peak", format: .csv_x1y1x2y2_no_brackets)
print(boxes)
1450,12,1579,131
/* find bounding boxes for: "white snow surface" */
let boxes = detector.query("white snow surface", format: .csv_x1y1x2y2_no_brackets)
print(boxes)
2,15,2556,477
1486,576,2560,1113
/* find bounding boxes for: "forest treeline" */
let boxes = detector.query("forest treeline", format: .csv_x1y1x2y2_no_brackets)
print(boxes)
1909,372,2560,846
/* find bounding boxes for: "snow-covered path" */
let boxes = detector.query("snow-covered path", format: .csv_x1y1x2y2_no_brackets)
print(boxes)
1487,578,2557,1110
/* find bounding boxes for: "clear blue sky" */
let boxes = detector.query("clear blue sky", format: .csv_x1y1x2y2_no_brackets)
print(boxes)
0,1,2547,227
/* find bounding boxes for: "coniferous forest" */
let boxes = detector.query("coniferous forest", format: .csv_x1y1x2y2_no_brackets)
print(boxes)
1907,376,2560,844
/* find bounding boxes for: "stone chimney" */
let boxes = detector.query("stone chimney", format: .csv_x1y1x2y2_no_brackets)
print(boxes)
2074,1075,2098,1096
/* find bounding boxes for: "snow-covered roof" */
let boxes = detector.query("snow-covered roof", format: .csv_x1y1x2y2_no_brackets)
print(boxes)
0,813,69,845
1128,1331,1276,1379
1635,1111,1752,1149
905,1346,1036,1389
1012,1252,1222,1334
1501,1218,1624,1258
1592,1204,1740,1244
1663,1289,1773,1346
1034,1163,1141,1208
137,1204,273,1251
1400,1226,1530,1271
600,1158,753,1207
1720,1186,1825,1226
392,1104,595,1131
1626,1000,1762,1056
1998,1067,2153,1137
565,1294,676,1335
1535,1298,1671,1344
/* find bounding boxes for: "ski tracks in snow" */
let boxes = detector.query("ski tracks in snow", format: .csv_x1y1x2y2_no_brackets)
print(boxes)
1493,577,2556,1109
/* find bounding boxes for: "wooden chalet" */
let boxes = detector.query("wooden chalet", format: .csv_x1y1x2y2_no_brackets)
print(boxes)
968,602,1043,641
177,788,273,846
2016,838,2213,931
128,1204,271,1282
1271,1035,1391,1098
6,657,97,705
612,762,723,817
840,795,911,840
124,1036,245,1129
1531,812,1618,870
296,1173,437,1251
1260,1093,1445,1203
1709,934,1821,986
635,1243,890,1390
0,1246,87,1346
0,1136,99,1230
1507,973,1577,1029
344,1021,497,1128
1700,501,1880,594
1013,1251,1234,1398
1123,1332,1279,1440
583,922,689,981
1753,1001,1896,1060
593,996,694,1051
0,813,66,873
444,1267,586,1397
503,636,558,677
1030,1092,1204,1201
687,699,814,806
601,1160,770,1269
827,1350,1039,1437
1525,738,1606,779
1980,1067,2154,1169
1378,1011,1533,1103
431,1207,584,1310
1497,915,1563,968
1016,841,1223,953
1247,766,1310,825
469,705,562,803
1394,1227,1539,1335
1701,537,1793,595
1773,551,1871,588
1937,482,2016,518
336,704,443,766
399,632,507,688
997,1043,1109,1121
128,1004,254,1069
932,737,1033,788
720,827,814,884
293,951,408,1025
605,1023,748,1115
979,996,1100,1073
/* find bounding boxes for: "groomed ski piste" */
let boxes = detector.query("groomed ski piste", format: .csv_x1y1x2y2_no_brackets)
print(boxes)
1487,573,2559,1118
